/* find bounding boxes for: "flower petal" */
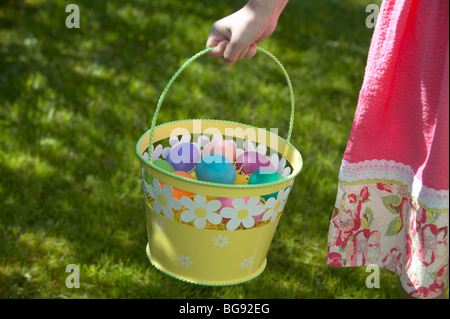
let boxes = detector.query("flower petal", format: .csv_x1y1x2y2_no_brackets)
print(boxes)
153,179,162,192
206,199,221,212
161,184,174,197
270,211,279,223
264,197,277,209
282,167,291,177
220,207,235,219
162,147,170,159
162,206,174,219
246,197,261,208
169,136,179,146
153,201,163,214
180,210,195,223
194,194,206,206
270,154,279,170
153,144,163,160
243,140,255,151
256,144,267,155
194,218,207,229
180,134,191,144
242,217,256,229
262,205,277,221
226,218,240,231
232,197,246,209
181,196,194,210
207,212,222,225
251,204,266,216
169,197,181,210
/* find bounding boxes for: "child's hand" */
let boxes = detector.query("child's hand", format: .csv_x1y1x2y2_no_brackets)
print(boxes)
206,0,288,66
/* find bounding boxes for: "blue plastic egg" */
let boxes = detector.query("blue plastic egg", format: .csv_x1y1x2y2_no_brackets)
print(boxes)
196,154,236,184
249,169,283,200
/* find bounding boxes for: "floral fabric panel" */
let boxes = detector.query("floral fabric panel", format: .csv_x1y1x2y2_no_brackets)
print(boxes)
327,181,449,298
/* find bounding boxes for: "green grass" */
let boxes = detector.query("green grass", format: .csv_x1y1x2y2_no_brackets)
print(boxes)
0,0,417,299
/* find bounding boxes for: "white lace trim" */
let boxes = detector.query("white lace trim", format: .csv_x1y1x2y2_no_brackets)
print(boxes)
339,159,449,211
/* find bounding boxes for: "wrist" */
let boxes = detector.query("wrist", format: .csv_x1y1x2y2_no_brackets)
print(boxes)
246,0,288,18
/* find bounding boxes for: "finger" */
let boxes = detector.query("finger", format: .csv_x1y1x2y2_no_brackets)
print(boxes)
206,20,230,51
244,43,257,59
223,39,245,66
237,46,250,61
208,40,228,57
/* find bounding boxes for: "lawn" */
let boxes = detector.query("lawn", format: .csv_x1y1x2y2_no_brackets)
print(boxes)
0,0,414,299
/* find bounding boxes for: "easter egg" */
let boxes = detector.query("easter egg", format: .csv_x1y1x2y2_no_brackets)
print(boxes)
196,154,236,184
166,142,201,172
202,139,236,162
161,171,194,200
235,151,275,175
144,159,175,185
154,159,175,172
249,169,283,201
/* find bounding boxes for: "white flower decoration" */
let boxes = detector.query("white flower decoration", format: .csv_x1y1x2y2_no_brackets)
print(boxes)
149,178,181,219
235,140,267,158
262,187,291,223
169,134,200,151
167,134,203,159
180,195,222,229
240,257,254,269
144,144,170,161
178,255,193,268
213,235,229,248
270,154,292,177
244,140,267,154
141,168,153,196
220,197,265,231
169,133,191,146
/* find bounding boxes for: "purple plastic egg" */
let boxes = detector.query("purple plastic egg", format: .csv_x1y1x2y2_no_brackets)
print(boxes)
235,151,275,175
166,142,200,172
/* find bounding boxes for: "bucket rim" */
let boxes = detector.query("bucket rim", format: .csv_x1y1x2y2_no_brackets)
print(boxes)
136,118,303,190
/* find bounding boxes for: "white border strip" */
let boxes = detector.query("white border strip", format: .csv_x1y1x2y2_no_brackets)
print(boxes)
339,159,449,211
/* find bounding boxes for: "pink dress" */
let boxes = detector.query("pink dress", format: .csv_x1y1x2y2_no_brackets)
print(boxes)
326,0,449,298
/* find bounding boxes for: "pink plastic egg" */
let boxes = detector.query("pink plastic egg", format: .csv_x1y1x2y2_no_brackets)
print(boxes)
235,151,275,175
202,139,236,162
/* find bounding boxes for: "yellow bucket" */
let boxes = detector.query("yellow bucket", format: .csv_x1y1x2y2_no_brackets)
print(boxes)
136,48,303,285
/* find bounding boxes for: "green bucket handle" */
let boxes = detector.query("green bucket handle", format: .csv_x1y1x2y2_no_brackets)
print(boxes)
148,46,295,162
